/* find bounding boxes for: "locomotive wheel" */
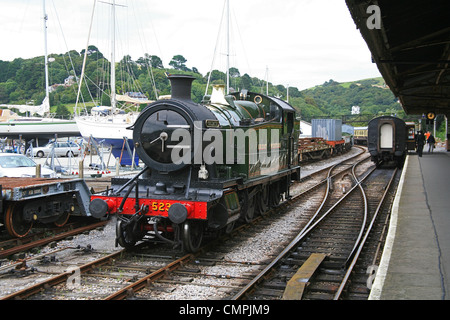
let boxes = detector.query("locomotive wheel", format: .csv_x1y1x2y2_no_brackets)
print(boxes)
244,196,256,222
225,221,235,234
269,183,282,207
4,203,33,238
240,190,256,223
54,211,70,227
256,185,269,215
116,219,137,249
182,221,204,253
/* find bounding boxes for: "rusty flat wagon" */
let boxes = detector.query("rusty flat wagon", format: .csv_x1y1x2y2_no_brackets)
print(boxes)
0,177,92,237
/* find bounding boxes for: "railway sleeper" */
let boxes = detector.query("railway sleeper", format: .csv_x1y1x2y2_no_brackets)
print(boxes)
311,273,343,283
253,288,284,298
259,278,290,291
304,293,336,300
319,260,348,271
306,281,341,294
348,283,371,295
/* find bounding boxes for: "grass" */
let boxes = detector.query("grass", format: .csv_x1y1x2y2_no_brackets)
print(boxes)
50,101,97,115
339,77,385,88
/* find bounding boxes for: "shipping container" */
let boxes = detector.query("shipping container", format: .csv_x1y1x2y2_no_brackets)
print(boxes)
311,119,342,141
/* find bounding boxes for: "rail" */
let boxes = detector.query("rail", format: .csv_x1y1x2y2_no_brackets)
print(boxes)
232,155,371,299
333,167,398,299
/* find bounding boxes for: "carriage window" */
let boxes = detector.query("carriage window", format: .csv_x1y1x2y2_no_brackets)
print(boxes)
380,123,393,148
408,128,415,139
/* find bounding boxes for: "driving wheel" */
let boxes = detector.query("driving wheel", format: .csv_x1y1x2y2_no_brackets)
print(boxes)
4,203,33,238
182,221,204,253
54,211,70,227
256,185,269,215
116,219,137,249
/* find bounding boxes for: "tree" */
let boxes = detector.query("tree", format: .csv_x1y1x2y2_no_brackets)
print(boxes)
136,53,164,70
151,55,164,69
241,73,252,90
229,67,240,78
169,55,190,71
80,45,103,59
55,104,71,118
206,70,226,83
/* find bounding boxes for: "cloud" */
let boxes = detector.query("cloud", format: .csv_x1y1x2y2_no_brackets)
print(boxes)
0,0,380,90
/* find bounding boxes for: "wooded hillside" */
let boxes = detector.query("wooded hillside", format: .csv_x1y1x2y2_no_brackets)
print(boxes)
0,47,403,122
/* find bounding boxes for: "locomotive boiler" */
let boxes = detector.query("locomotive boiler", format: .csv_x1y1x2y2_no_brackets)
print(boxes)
90,74,301,252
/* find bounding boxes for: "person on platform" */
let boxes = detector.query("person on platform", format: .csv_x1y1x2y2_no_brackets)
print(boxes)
416,130,425,157
427,134,436,153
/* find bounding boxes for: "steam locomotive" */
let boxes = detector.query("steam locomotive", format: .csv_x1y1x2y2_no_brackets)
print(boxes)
90,75,301,252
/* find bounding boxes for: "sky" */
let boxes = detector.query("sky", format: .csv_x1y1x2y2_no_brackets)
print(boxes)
0,0,381,90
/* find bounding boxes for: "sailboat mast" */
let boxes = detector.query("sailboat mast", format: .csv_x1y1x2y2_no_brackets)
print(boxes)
110,0,117,112
43,0,50,109
226,0,230,95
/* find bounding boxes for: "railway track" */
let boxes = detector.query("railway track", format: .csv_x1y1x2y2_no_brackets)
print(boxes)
234,164,399,300
0,219,108,259
0,147,399,300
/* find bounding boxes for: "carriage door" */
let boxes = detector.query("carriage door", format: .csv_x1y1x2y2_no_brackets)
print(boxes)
379,123,393,149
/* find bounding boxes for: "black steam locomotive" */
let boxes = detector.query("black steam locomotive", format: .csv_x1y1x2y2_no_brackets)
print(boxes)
367,115,407,166
90,74,301,252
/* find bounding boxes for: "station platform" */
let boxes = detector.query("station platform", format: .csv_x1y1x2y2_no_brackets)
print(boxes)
369,145,450,300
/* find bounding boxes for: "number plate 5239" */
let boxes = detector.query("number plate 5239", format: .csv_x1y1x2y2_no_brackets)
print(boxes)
151,202,171,212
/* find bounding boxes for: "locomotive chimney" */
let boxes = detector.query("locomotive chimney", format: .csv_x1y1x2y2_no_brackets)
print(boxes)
168,74,195,101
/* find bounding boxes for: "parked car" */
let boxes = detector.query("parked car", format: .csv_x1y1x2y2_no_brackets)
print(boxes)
0,153,57,178
32,141,81,158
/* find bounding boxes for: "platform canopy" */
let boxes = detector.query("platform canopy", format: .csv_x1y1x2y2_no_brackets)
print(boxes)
346,0,450,117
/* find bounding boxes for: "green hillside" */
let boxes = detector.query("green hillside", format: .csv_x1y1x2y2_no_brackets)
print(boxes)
293,78,405,122
0,47,402,123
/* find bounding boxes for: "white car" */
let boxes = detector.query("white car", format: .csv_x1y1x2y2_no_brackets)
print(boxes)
0,153,57,178
32,141,81,158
